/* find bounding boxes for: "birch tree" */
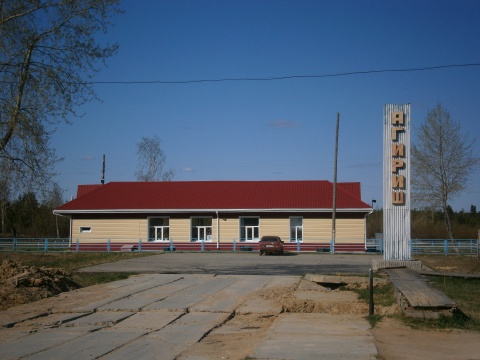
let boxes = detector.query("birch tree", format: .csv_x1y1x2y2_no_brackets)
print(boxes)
411,103,478,239
0,0,121,194
135,136,174,181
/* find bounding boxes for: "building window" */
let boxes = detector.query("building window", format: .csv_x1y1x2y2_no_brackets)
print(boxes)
290,217,303,242
79,226,91,233
148,217,170,242
240,217,259,242
191,217,212,242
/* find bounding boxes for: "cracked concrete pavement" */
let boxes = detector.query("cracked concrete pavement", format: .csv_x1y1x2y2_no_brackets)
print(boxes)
0,273,377,359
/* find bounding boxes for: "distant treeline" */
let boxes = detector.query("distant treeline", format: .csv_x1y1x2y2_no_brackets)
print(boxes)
367,206,480,239
1,192,69,238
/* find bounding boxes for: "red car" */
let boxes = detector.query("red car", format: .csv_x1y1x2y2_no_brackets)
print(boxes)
259,236,284,255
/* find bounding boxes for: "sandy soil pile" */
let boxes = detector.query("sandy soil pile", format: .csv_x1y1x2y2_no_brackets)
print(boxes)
0,259,80,310
256,282,398,316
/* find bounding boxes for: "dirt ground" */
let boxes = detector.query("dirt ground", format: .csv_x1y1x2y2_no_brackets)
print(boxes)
374,255,480,360
176,279,399,360
372,317,480,360
416,254,480,274
178,279,480,360
1,257,479,359
0,259,80,311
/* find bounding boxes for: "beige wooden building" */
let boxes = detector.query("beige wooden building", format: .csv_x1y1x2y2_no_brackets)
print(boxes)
54,180,372,252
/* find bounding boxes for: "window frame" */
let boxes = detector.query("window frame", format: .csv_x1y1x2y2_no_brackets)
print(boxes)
289,216,303,242
148,217,170,242
79,226,92,233
190,216,213,242
239,216,260,242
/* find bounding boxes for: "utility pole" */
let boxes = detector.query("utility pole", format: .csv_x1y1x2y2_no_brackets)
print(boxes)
331,113,340,253
101,154,105,184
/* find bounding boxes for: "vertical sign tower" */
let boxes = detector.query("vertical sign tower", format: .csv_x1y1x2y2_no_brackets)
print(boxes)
383,104,411,260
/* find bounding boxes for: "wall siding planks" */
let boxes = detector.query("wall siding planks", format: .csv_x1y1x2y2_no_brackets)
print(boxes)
71,214,365,245
170,218,190,241
336,218,364,243
218,218,239,243
72,218,146,243
260,218,289,241
303,218,331,242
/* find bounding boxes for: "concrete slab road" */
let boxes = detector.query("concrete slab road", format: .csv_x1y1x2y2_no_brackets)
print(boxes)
0,273,377,360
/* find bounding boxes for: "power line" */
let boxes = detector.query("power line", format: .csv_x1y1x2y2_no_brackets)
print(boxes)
90,62,480,85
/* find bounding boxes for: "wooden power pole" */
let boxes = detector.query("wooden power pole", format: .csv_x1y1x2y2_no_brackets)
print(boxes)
331,113,340,253
101,154,105,184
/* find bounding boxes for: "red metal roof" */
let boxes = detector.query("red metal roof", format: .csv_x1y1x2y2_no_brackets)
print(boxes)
77,184,102,198
55,180,371,213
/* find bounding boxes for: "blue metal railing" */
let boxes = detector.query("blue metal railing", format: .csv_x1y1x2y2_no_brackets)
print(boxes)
0,237,478,255
366,238,383,253
365,238,478,256
0,238,70,252
410,238,479,256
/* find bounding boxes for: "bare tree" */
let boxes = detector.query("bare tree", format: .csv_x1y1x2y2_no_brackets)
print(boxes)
411,103,478,239
45,182,65,238
0,0,121,194
0,160,11,234
135,136,174,181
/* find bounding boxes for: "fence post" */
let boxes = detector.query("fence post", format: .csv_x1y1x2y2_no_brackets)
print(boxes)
138,239,142,252
233,238,236,252
380,238,383,254
369,268,374,316
13,238,17,252
169,238,173,252
330,239,334,254
76,239,79,252
297,240,301,253
444,239,448,255
44,238,48,253
201,238,205,252
107,238,110,253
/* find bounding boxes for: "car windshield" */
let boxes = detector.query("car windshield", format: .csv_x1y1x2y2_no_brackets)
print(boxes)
261,238,278,242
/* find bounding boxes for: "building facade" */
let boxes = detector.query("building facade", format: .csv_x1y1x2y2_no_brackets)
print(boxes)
54,180,372,252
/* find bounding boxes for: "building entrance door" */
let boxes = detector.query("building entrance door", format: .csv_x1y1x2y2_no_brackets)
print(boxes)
197,226,212,241
245,226,259,241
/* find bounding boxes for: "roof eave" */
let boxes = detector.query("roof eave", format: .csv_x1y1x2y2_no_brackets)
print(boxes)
53,208,372,215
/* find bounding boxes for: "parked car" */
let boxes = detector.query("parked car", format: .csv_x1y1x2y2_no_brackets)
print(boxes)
259,236,284,255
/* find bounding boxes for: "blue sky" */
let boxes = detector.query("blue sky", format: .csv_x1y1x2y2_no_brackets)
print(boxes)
53,0,480,211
